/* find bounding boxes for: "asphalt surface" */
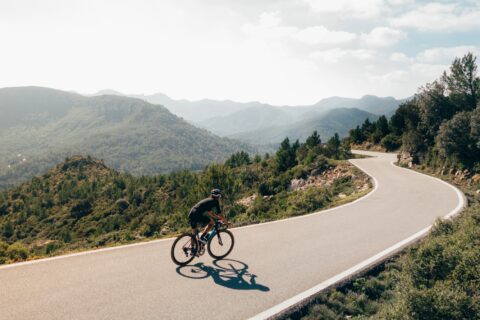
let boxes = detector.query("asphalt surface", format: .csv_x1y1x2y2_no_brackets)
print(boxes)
0,151,463,320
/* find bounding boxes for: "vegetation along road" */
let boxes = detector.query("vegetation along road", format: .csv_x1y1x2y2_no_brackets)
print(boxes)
0,151,464,320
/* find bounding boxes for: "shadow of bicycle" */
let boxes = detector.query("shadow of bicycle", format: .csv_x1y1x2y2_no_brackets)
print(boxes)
176,259,270,292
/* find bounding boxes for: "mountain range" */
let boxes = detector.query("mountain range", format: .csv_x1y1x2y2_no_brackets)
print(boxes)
93,90,404,143
0,87,256,189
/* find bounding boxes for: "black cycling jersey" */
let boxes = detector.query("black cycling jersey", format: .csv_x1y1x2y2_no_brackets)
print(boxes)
188,197,221,228
189,197,221,216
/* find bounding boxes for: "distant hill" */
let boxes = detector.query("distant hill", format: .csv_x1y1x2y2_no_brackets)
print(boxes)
196,105,314,136
0,87,256,189
88,89,403,145
310,95,402,116
125,92,402,142
229,108,379,145
93,90,403,126
0,87,86,129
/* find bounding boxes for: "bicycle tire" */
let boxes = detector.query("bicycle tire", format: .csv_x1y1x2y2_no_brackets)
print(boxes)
171,233,198,266
207,230,234,260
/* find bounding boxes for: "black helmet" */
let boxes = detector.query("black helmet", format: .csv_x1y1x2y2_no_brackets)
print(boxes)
211,188,222,198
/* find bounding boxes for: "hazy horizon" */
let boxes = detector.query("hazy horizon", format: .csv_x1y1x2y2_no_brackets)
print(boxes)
1,0,479,105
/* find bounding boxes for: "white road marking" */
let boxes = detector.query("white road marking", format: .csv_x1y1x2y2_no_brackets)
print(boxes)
249,158,466,320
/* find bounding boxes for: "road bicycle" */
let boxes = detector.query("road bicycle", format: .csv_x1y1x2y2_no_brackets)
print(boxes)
171,220,235,266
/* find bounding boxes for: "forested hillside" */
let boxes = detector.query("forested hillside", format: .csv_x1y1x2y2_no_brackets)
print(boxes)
0,132,371,264
230,108,378,145
0,87,256,189
291,53,480,320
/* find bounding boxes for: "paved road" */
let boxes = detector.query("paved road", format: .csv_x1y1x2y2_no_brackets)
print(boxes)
0,151,463,320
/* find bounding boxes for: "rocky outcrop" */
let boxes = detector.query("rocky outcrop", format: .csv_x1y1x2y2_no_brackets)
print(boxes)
288,165,367,192
397,151,413,168
236,194,257,207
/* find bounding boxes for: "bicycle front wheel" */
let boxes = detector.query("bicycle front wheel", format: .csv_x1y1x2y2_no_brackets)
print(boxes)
207,230,234,259
171,233,197,266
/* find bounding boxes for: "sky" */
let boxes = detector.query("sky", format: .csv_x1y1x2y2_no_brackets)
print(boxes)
1,0,479,105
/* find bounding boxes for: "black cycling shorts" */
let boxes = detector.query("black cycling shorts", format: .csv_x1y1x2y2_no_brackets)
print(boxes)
188,209,211,228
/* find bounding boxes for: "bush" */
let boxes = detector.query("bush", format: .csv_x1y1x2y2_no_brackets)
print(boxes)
70,199,93,218
381,134,401,151
115,198,130,211
0,241,8,264
7,242,29,261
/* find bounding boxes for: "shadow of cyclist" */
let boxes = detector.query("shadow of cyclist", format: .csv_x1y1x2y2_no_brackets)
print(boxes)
176,259,269,292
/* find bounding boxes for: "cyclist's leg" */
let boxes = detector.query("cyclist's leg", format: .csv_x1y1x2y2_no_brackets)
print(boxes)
188,212,199,250
200,215,215,240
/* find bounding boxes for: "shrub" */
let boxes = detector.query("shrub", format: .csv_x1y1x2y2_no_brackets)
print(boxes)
7,242,29,261
0,241,8,264
70,199,93,218
115,198,130,211
381,134,401,151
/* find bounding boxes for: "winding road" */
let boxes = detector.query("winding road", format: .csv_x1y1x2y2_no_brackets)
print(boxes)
0,151,464,320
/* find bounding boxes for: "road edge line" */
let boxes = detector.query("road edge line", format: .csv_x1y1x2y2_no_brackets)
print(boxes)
248,157,466,320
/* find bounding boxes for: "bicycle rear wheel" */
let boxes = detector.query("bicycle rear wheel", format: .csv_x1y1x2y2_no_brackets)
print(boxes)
207,230,234,260
171,233,198,266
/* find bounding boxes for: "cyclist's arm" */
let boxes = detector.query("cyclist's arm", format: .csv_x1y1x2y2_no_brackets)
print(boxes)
207,210,225,221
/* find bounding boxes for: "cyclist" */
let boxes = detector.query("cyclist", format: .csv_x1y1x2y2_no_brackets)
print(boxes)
188,188,225,245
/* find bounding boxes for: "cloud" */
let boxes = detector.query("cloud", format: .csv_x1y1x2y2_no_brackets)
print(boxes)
416,46,480,64
369,70,409,82
387,0,414,6
302,0,385,19
243,12,356,45
391,2,480,31
242,11,297,38
361,27,406,47
294,26,356,45
390,52,414,63
310,48,376,63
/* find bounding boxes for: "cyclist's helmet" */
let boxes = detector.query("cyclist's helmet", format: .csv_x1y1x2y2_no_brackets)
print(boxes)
211,188,222,198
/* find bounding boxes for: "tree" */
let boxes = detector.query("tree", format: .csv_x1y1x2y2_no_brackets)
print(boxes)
442,52,479,112
381,134,401,151
326,133,341,159
390,99,420,136
372,115,390,143
306,131,321,148
470,106,480,153
436,112,475,166
403,129,424,159
70,199,93,219
361,118,375,136
349,126,365,144
2,221,13,239
225,151,251,168
276,138,297,172
416,81,456,146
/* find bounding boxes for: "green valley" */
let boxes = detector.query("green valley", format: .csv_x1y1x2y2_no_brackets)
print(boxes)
0,87,257,189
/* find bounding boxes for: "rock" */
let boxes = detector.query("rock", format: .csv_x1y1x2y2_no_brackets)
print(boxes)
236,194,257,207
289,178,307,191
476,190,480,194
472,174,480,183
338,193,347,198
